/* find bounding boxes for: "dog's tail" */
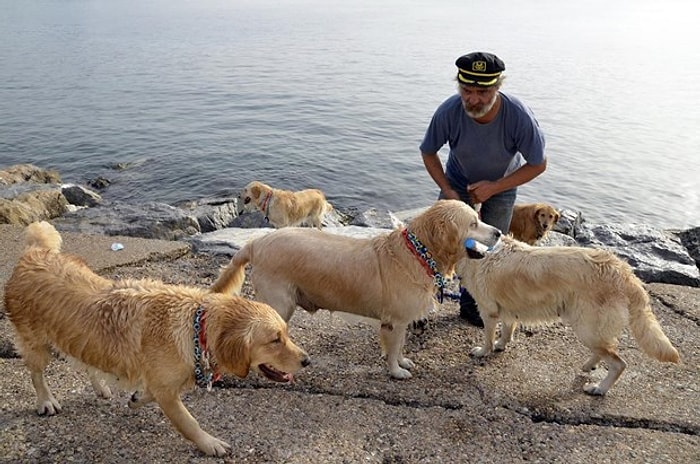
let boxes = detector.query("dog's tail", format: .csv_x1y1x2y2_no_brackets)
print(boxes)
627,282,680,364
210,243,251,295
324,201,334,214
25,221,62,252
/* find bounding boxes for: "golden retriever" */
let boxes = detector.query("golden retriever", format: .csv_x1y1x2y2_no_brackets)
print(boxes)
237,180,333,229
212,200,502,379
456,235,680,395
508,202,560,244
4,221,310,457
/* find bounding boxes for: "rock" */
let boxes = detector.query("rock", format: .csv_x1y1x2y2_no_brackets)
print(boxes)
178,197,240,233
0,163,61,185
539,231,577,247
553,208,584,237
0,189,69,225
87,176,111,190
575,223,700,287
0,164,69,225
61,184,102,207
189,225,395,256
677,226,700,269
229,210,274,229
2,163,699,286
349,207,403,229
54,200,201,240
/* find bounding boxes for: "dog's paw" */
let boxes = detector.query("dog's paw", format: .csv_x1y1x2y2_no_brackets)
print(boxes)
390,367,413,380
91,381,113,399
196,434,231,457
128,390,154,409
399,357,415,370
37,399,62,416
493,341,508,352
470,346,490,357
583,382,607,396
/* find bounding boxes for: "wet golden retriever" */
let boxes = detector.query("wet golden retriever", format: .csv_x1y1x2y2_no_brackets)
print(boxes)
212,200,502,379
4,221,310,457
456,236,680,395
508,202,560,244
237,180,332,228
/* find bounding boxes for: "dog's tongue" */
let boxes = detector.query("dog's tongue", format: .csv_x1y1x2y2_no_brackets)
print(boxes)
285,373,294,383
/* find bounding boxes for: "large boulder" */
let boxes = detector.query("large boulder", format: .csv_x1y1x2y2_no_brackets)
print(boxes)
0,189,69,225
177,197,240,233
0,163,60,185
54,201,200,240
0,164,68,225
575,223,700,287
677,226,700,270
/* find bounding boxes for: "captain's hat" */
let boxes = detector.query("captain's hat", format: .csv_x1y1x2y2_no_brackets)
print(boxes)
455,52,505,87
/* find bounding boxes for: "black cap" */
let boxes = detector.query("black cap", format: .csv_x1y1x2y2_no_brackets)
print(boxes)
455,52,505,87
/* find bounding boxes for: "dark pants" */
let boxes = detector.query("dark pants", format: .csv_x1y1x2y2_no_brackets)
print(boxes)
439,188,517,326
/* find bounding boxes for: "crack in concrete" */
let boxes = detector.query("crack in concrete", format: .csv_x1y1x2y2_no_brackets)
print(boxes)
518,407,699,436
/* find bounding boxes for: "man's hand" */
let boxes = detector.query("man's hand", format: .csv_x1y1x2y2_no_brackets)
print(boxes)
467,181,499,204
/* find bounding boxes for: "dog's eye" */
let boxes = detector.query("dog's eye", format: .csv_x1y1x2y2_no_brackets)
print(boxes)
270,337,282,345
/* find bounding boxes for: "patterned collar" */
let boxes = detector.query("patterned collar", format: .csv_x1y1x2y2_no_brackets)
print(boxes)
401,228,446,302
260,191,273,217
193,306,221,390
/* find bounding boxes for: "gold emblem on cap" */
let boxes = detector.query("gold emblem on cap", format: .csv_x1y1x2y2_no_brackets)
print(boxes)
472,61,487,72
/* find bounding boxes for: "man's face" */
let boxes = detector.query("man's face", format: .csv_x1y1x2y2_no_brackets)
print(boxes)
458,84,499,119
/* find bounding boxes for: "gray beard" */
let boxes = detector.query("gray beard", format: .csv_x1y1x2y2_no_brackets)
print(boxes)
464,94,498,119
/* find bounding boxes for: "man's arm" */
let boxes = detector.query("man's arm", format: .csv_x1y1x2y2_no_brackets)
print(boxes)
467,159,547,204
422,152,460,200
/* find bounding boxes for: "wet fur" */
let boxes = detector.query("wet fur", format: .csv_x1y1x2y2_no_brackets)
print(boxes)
4,222,310,456
212,200,501,379
456,236,680,395
508,203,560,244
237,180,332,228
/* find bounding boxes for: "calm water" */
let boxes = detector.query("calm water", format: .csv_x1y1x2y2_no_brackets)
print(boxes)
1,0,699,229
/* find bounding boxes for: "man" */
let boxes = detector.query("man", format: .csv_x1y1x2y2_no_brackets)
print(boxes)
420,51,547,326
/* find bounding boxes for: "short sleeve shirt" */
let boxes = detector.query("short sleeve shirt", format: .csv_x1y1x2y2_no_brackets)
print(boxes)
420,92,546,192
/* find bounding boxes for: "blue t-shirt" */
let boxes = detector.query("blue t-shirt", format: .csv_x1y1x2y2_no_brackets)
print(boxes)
420,92,546,192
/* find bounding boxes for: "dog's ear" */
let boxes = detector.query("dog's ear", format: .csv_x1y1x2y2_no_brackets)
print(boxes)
229,333,251,378
214,323,251,378
250,185,261,201
554,210,561,222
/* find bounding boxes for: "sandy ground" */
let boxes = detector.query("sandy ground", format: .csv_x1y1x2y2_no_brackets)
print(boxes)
0,227,698,463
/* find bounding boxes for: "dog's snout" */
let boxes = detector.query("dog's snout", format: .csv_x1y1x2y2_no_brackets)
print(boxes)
243,197,251,205
301,355,311,368
495,229,502,238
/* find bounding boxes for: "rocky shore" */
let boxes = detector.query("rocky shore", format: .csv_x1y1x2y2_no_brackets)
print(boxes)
1,163,698,463
2,163,699,288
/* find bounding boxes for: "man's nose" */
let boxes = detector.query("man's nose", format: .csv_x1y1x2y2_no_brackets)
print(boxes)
467,95,482,105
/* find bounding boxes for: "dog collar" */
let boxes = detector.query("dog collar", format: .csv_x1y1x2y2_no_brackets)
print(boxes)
401,228,446,302
260,191,273,219
193,306,221,391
